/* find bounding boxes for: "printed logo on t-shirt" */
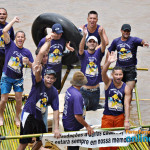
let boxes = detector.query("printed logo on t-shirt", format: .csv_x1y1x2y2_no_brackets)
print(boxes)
117,43,132,61
85,57,98,77
36,92,48,114
48,48,62,64
108,88,123,112
0,34,4,49
8,56,22,73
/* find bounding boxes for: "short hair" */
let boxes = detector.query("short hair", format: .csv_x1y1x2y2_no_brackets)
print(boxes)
15,31,26,38
88,10,98,17
35,47,41,55
0,8,7,14
112,66,123,73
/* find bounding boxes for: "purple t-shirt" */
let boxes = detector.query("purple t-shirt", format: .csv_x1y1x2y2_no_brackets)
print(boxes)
0,22,14,55
85,24,101,45
38,37,66,72
108,36,143,67
78,48,104,86
103,80,126,116
3,40,33,79
23,79,59,120
62,86,86,131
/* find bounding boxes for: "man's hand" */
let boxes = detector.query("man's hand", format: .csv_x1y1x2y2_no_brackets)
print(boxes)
12,16,20,23
98,26,103,36
22,57,29,65
54,128,61,139
86,125,94,135
33,64,42,73
83,26,88,36
45,33,54,42
124,121,130,130
108,51,117,63
66,41,74,52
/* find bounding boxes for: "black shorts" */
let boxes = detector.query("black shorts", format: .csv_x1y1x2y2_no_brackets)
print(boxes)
20,113,46,144
122,66,137,83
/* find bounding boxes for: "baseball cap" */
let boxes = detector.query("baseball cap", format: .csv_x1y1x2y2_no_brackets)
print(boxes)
52,23,63,34
121,24,131,32
45,69,56,78
87,36,98,43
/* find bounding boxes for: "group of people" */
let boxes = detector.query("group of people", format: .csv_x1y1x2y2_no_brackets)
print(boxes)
0,8,149,150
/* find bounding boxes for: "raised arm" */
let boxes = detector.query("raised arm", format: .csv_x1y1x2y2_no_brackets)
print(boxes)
98,26,106,53
79,26,88,55
32,34,52,67
3,16,20,44
124,85,131,130
33,64,42,83
75,114,94,135
53,110,61,138
102,51,116,88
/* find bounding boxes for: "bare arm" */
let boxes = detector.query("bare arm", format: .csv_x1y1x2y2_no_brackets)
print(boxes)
124,85,131,130
32,34,52,68
75,114,94,135
79,27,88,55
66,41,74,52
98,26,106,53
102,51,116,88
3,16,20,44
53,110,61,138
33,64,42,83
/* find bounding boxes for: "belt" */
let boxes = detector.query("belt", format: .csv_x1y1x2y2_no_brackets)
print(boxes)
82,87,99,92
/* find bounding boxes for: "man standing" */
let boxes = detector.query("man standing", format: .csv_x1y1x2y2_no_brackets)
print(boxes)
107,24,149,99
17,65,60,150
38,23,74,91
100,52,131,150
79,10,109,49
0,16,33,127
78,26,106,111
62,71,94,150
0,8,14,88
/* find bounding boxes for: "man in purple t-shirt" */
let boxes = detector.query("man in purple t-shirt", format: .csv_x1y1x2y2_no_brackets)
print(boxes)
0,16,33,127
17,66,60,150
107,24,149,101
63,71,94,150
79,10,109,49
100,51,131,150
38,23,74,91
0,8,14,88
78,26,106,111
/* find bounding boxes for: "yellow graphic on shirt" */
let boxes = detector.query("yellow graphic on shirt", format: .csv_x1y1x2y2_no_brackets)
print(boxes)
108,94,123,111
118,48,132,60
36,97,48,114
8,56,22,72
85,61,98,76
0,34,4,48
49,48,62,63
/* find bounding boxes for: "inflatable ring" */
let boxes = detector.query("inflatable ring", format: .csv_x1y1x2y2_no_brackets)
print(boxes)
31,13,82,65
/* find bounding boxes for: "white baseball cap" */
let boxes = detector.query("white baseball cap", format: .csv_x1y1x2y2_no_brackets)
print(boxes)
87,36,98,43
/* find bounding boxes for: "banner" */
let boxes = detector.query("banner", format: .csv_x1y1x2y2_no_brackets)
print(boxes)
42,127,140,148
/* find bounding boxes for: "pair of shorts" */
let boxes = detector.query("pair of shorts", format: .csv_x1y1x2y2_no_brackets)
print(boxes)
122,66,137,83
1,73,24,94
20,112,46,144
80,87,100,111
99,114,125,150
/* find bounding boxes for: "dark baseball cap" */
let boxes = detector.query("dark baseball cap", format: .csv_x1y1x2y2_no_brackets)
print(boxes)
45,69,56,78
52,23,63,34
121,24,131,32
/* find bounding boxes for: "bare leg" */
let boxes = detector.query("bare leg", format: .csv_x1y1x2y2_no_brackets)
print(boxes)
0,93,9,126
32,141,43,150
15,92,23,127
126,81,136,103
17,143,28,150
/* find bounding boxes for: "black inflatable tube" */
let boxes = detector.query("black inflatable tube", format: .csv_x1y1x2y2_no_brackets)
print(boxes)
31,13,82,65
